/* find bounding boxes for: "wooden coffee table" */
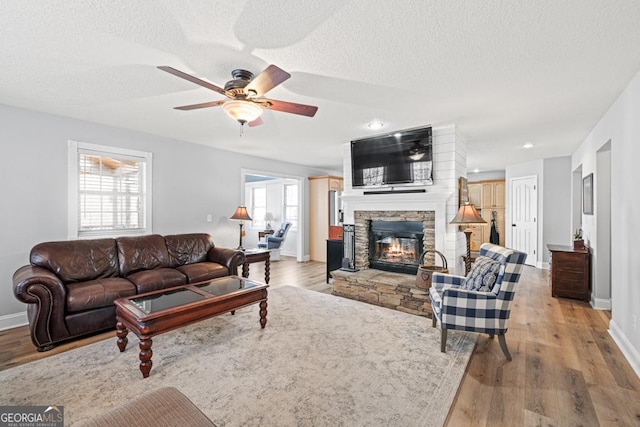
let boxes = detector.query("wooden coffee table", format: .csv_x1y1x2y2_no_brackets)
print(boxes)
114,276,268,378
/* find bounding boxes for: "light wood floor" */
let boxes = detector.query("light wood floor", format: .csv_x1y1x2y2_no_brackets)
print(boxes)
2,258,639,426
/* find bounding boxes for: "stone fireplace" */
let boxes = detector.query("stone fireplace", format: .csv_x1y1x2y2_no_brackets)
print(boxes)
355,210,435,275
330,124,467,318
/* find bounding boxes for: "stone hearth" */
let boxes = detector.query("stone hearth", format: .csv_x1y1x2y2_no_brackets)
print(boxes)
331,269,432,318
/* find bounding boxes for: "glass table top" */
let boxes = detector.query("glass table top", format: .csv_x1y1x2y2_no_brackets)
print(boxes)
195,276,259,296
131,288,206,314
128,277,263,314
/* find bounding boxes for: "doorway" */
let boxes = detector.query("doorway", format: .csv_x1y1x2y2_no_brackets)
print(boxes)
240,168,305,262
510,175,538,266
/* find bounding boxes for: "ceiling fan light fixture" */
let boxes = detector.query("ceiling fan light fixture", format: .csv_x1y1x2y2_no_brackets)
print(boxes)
222,100,263,124
408,143,426,161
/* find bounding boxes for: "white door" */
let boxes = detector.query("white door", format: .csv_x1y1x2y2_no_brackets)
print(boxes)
511,176,537,266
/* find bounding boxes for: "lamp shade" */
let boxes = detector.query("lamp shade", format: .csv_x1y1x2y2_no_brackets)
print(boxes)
222,100,262,124
450,203,486,225
230,205,252,221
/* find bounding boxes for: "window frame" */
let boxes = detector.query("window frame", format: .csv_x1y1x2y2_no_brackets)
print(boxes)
68,140,153,239
283,182,299,231
250,185,267,229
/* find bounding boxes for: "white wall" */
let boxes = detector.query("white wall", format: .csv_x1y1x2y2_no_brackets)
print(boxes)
0,104,329,329
571,68,640,376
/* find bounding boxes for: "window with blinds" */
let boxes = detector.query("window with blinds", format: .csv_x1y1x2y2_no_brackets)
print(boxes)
251,187,267,229
69,141,152,238
284,183,299,230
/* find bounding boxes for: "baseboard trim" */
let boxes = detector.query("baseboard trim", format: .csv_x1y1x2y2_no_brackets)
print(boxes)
609,319,640,379
591,297,612,310
537,261,550,270
0,311,28,331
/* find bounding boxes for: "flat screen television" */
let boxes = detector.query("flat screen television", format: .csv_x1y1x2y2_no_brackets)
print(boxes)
351,125,433,188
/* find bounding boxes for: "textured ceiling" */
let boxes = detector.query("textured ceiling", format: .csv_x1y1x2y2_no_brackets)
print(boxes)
2,1,640,172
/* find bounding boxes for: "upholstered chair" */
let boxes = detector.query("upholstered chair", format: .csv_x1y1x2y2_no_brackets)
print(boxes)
257,222,292,261
429,243,527,360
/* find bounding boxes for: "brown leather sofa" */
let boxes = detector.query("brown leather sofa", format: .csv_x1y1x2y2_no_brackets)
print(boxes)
13,233,245,352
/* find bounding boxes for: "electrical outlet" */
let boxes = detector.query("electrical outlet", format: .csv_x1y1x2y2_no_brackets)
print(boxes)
633,315,637,331
206,214,213,223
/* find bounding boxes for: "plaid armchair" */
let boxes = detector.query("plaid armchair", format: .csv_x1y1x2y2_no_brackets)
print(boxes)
429,243,527,360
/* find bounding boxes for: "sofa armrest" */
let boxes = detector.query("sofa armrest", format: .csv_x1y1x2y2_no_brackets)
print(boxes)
13,265,70,350
206,247,245,276
13,265,66,304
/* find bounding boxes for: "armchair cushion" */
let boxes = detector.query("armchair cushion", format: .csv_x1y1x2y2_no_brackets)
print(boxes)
463,256,502,293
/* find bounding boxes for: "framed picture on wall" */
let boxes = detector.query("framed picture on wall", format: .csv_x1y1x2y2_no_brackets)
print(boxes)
458,177,469,207
583,173,594,215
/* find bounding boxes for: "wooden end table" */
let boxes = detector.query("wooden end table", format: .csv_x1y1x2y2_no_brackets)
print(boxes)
114,276,268,378
242,249,270,284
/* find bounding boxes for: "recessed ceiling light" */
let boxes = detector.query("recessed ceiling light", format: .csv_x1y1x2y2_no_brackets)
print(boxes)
472,168,480,173
523,142,534,149
368,121,384,130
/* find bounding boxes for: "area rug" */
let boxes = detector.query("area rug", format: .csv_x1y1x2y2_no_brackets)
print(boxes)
0,286,475,426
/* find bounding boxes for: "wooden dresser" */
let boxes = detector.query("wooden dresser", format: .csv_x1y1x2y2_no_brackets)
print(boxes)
547,244,590,301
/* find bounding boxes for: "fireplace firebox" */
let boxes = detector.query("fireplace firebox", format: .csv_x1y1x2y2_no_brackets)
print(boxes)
368,220,424,274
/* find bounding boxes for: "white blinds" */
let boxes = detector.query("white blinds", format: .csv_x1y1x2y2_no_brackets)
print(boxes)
78,150,147,233
284,183,298,229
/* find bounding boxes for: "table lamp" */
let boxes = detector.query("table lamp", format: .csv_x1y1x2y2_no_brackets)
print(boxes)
230,205,252,250
264,212,275,230
450,202,486,274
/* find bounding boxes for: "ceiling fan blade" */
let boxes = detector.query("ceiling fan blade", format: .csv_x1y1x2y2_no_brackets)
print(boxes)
263,98,318,117
158,66,228,96
246,65,291,96
174,100,226,111
248,116,264,127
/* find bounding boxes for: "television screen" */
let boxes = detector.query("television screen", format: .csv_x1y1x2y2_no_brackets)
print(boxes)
351,126,433,188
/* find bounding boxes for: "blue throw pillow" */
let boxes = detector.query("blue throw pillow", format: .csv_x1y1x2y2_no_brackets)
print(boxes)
463,256,501,292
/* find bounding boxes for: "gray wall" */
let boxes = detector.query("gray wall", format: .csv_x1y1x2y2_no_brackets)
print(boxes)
542,157,572,262
0,104,329,326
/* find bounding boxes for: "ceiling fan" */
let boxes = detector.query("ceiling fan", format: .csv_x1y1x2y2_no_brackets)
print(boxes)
158,64,318,127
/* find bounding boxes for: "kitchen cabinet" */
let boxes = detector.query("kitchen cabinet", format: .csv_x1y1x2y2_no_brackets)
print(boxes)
467,179,505,249
309,175,343,262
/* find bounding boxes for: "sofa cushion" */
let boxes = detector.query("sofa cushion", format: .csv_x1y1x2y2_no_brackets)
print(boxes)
165,234,215,267
117,235,170,276
30,239,119,283
66,278,136,313
463,255,502,292
177,262,229,283
126,268,187,294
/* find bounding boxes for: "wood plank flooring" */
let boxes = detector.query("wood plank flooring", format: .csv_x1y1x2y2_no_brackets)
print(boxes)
2,258,639,425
